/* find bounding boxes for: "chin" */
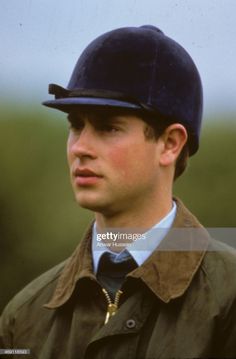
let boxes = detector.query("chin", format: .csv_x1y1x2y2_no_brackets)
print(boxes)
75,193,108,212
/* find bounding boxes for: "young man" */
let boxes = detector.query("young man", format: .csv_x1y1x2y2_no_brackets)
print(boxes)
1,25,236,359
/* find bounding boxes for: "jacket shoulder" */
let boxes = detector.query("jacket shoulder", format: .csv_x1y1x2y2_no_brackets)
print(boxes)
201,238,236,308
1,260,66,317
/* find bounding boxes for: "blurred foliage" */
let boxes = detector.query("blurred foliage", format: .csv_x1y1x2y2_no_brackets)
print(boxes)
0,104,235,312
174,117,236,226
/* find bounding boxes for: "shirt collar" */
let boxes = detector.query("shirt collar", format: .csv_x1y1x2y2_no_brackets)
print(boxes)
92,201,177,273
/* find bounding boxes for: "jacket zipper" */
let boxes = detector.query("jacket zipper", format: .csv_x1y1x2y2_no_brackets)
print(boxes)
102,288,123,324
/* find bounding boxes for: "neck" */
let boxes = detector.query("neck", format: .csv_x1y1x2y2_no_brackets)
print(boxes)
95,191,173,231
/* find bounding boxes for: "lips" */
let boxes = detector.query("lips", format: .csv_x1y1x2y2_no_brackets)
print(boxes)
73,168,103,186
74,168,101,177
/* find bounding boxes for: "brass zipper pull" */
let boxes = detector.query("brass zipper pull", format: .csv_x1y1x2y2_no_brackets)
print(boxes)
104,303,118,324
102,288,123,324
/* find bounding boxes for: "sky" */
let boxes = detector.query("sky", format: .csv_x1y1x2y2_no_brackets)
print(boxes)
1,0,236,117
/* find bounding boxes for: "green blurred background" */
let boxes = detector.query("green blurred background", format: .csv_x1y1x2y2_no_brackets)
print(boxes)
0,105,235,312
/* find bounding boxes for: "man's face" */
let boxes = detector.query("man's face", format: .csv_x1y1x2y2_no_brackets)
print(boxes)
67,108,163,216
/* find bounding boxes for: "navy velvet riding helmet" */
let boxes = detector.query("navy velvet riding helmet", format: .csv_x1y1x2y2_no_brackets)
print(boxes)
43,25,203,155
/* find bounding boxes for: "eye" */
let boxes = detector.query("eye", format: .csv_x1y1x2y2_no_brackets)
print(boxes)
98,124,120,133
70,121,84,131
67,114,84,132
95,116,124,133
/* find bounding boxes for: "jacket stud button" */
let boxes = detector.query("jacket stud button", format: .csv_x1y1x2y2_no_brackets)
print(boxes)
126,319,136,329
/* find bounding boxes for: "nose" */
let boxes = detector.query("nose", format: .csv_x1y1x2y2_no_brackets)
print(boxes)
68,124,97,160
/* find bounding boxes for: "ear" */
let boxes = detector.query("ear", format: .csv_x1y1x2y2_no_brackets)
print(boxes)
159,124,188,167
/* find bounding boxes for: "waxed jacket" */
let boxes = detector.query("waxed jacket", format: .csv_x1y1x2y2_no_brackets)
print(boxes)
1,199,236,359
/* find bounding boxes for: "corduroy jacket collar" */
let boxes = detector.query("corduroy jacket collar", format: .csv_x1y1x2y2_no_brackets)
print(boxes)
45,198,210,308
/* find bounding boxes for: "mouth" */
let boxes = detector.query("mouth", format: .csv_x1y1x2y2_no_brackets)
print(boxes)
73,168,103,186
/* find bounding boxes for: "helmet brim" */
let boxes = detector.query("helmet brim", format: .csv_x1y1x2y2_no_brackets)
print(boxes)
42,97,142,113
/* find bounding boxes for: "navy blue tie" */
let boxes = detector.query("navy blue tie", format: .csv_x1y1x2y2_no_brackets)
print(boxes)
97,251,138,300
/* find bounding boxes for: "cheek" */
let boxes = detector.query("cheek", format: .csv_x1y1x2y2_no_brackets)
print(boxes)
66,147,72,168
106,142,153,179
107,147,128,171
66,136,75,165
107,145,132,180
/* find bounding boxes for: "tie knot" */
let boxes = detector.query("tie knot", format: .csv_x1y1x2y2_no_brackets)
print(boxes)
97,251,138,299
98,251,137,278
